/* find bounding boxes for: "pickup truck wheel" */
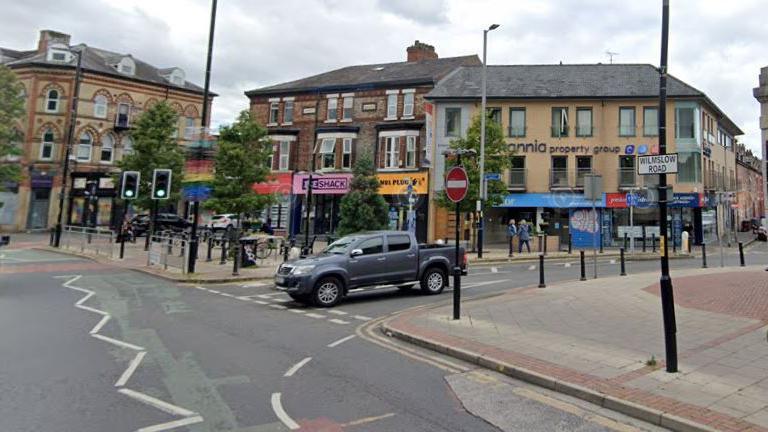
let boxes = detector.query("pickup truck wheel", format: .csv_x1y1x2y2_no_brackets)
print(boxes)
420,267,446,295
312,277,342,307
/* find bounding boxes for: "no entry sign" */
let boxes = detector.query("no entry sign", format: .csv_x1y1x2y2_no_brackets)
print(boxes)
445,166,469,203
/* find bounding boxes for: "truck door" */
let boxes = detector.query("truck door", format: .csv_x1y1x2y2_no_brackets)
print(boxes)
384,233,417,282
348,236,385,287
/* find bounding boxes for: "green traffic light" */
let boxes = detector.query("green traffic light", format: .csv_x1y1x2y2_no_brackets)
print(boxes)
125,190,134,197
157,190,166,197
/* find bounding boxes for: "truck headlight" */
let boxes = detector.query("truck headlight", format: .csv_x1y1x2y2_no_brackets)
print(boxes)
293,265,316,275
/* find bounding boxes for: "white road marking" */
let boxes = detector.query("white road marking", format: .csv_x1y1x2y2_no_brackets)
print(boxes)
77,304,109,316
491,267,498,273
241,281,267,287
283,357,312,377
327,334,356,348
269,304,288,310
118,388,196,417
329,318,350,325
288,309,306,314
305,313,325,319
528,265,536,270
194,286,207,290
92,334,145,351
89,315,111,334
250,300,269,305
353,315,372,321
237,294,262,299
610,259,617,264
115,351,147,387
137,415,204,432
271,393,300,430
272,298,291,303
219,292,235,298
462,280,508,290
256,294,274,299
564,263,572,268
207,289,221,294
341,412,396,428
328,310,348,315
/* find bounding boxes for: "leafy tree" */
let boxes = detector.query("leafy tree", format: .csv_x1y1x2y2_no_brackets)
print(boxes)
0,65,24,208
115,101,184,210
337,155,389,236
437,113,512,212
203,110,273,217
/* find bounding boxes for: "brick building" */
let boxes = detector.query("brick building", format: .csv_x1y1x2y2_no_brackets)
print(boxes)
245,41,478,241
0,30,210,232
735,142,764,227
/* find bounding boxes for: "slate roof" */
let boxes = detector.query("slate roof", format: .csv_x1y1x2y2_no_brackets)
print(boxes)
428,63,742,135
2,44,209,95
245,55,480,96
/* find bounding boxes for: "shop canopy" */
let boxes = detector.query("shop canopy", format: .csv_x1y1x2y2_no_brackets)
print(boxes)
500,193,606,208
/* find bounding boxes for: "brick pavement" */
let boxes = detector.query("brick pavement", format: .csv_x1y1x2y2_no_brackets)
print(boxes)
385,266,768,432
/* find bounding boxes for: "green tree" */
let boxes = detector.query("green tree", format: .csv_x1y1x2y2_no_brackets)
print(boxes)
203,110,273,217
437,113,512,212
337,155,388,236
0,65,24,208
115,101,184,210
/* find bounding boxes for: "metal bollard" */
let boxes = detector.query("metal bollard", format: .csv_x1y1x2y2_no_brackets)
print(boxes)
538,254,546,288
599,237,604,254
206,236,213,262
652,234,657,253
642,233,647,252
49,228,55,246
579,250,586,281
672,235,677,254
568,234,573,254
282,239,290,262
179,235,186,257
623,232,629,250
701,243,708,268
219,239,227,265
739,242,745,267
543,234,548,255
620,247,627,276
119,231,126,259
232,240,240,276
453,266,462,320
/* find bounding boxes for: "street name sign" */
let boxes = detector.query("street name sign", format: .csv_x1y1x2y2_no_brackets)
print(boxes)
638,153,678,175
445,167,469,203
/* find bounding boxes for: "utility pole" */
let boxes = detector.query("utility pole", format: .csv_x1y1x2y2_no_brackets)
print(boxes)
657,0,678,373
303,93,321,255
188,0,217,273
477,23,499,259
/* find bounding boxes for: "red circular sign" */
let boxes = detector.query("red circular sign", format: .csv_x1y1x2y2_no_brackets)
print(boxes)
445,167,469,203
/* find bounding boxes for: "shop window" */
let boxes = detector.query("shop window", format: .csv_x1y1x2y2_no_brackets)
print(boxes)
675,107,695,139
385,137,400,168
40,128,55,160
508,108,525,137
342,138,352,169
576,108,592,137
445,108,461,137
269,102,279,124
551,107,568,137
284,100,294,123
320,138,336,169
405,136,416,168
77,132,93,161
279,141,290,171
643,107,658,136
619,107,636,136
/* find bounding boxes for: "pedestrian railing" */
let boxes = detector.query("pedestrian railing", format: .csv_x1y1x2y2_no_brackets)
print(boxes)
147,231,188,274
62,225,116,258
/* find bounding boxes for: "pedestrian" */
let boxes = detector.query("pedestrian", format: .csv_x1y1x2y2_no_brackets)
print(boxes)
261,217,275,236
507,219,517,257
518,219,531,253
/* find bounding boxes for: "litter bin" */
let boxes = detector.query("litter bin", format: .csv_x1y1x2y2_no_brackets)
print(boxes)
240,236,259,268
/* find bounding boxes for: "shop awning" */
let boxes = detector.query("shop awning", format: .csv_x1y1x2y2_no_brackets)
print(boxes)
252,172,293,194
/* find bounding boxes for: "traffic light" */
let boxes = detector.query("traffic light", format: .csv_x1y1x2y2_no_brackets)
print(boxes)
152,169,172,200
121,171,140,200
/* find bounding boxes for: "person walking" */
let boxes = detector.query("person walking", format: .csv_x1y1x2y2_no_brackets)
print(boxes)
518,219,531,253
507,219,518,257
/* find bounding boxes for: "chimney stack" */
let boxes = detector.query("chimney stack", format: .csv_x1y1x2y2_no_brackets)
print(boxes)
407,40,438,62
37,30,71,53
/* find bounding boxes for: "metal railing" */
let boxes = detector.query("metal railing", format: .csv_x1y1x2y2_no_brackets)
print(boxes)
574,168,593,188
147,231,188,274
550,169,570,188
62,225,116,258
509,168,526,189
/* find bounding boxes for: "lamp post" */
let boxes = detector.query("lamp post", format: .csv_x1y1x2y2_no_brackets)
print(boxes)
53,47,84,247
477,23,500,259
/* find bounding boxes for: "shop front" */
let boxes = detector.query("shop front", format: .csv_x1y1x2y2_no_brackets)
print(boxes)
252,172,293,235
291,173,353,237
26,172,54,229
68,173,117,228
378,171,429,243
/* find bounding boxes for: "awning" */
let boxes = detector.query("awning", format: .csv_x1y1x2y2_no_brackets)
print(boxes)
252,172,293,195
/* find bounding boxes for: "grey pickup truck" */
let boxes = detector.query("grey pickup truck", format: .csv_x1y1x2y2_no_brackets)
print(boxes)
274,231,467,307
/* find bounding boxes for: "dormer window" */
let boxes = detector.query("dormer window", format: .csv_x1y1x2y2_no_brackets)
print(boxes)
115,57,136,76
170,69,185,86
47,46,72,63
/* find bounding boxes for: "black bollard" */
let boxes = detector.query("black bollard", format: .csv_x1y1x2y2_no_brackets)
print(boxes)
701,243,708,268
568,234,573,254
119,231,126,259
282,239,290,262
623,232,629,250
739,242,745,267
49,228,55,246
538,254,546,288
672,235,677,254
206,236,213,262
642,232,647,252
219,239,227,265
652,234,657,253
599,236,604,254
579,250,587,281
543,234,548,255
620,247,627,276
232,240,240,276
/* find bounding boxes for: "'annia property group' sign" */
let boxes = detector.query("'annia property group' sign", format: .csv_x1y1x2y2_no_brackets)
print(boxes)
509,140,623,155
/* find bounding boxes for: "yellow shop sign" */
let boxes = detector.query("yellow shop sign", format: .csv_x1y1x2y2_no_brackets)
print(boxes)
377,172,429,195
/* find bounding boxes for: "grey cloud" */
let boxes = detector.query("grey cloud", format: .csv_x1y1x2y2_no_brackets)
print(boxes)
377,0,449,24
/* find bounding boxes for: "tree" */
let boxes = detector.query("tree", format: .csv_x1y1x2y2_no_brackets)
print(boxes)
115,101,184,210
337,155,389,236
437,113,512,212
203,110,273,217
0,65,24,208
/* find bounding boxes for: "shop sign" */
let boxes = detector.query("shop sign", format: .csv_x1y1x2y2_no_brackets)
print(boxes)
377,172,429,195
253,172,293,195
605,192,702,209
73,178,87,189
424,102,433,167
501,193,606,208
509,140,623,155
98,177,114,189
31,174,53,188
292,173,352,195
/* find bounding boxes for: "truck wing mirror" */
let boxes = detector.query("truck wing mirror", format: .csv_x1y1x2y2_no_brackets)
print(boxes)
350,249,363,257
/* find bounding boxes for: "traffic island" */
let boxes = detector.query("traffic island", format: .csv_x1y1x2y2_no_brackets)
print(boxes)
383,266,768,432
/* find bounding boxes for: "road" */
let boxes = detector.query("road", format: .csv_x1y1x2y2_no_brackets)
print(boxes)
1,242,765,431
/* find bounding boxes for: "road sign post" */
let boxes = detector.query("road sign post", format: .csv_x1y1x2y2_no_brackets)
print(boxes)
446,165,469,321
584,174,603,279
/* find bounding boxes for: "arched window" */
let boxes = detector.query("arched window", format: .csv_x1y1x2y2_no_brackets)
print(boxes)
46,89,59,112
94,95,108,118
40,128,55,160
122,136,133,154
100,134,114,163
76,132,93,161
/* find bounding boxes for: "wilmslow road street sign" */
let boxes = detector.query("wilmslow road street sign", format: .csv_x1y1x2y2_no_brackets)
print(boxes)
638,153,679,175
445,167,469,203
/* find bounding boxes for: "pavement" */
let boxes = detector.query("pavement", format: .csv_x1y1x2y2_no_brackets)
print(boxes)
383,261,768,432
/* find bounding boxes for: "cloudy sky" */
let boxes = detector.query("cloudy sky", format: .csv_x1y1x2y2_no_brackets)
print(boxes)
3,0,765,153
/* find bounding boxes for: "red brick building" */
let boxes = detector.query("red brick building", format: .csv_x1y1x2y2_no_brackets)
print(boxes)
245,41,478,240
735,142,764,227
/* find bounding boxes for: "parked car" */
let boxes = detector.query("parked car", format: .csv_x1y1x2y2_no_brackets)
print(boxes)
210,214,239,232
130,213,188,236
274,231,467,307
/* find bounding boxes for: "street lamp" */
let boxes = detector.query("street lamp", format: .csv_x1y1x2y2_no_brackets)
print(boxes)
477,23,500,259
